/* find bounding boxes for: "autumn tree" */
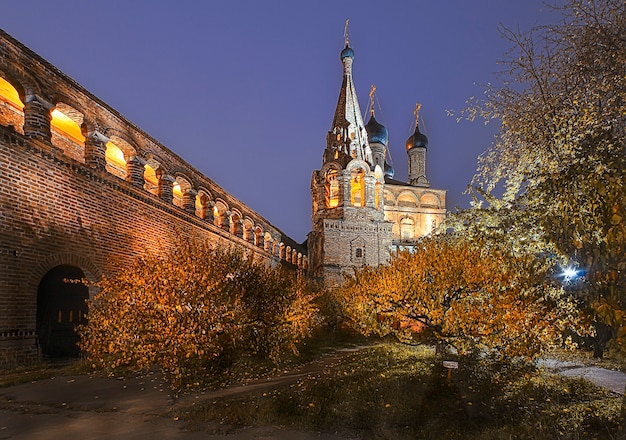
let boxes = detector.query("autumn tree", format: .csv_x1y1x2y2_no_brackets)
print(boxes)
337,234,580,359
457,0,626,358
79,238,320,389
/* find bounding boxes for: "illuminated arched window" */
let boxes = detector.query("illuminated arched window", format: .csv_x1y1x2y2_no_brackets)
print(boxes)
350,168,365,207
325,169,339,208
105,142,126,179
144,164,159,195
195,192,210,219
254,227,263,247
0,76,24,132
375,182,382,208
243,219,254,242
50,104,85,162
264,232,272,252
230,211,242,236
213,201,228,229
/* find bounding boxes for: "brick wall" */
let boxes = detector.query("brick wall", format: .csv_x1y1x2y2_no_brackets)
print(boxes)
0,29,307,367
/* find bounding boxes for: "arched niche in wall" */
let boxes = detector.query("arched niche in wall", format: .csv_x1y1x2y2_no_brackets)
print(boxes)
263,232,272,252
254,226,263,247
106,135,135,180
420,193,440,208
324,167,340,208
398,191,418,208
195,189,212,219
143,157,163,196
51,102,85,163
0,75,24,133
213,200,228,229
172,175,193,209
105,141,126,179
230,209,242,236
242,218,254,242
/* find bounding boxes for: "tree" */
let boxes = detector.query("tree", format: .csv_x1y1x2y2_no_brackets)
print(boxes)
337,234,580,359
459,0,626,358
79,238,320,389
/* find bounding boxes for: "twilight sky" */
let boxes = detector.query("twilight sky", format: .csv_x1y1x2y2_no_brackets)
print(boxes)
3,1,562,242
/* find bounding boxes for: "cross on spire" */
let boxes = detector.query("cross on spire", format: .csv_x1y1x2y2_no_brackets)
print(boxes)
413,102,422,128
344,19,350,46
369,84,376,116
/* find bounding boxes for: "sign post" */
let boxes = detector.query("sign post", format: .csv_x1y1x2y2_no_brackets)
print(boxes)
443,360,459,384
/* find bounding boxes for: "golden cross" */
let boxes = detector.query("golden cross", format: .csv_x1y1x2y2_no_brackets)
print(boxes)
414,102,422,127
369,84,376,116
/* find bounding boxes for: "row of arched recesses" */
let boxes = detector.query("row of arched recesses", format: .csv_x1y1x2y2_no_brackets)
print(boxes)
0,76,306,269
384,191,441,209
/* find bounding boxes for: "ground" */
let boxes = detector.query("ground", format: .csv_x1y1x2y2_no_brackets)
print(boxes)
0,346,623,439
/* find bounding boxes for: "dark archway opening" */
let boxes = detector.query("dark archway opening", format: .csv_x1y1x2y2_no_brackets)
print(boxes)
37,265,88,359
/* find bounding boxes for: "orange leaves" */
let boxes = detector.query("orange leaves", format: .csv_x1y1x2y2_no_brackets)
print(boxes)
338,234,578,358
78,237,320,389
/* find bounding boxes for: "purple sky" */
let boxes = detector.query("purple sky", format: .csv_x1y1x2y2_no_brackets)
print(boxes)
3,1,562,242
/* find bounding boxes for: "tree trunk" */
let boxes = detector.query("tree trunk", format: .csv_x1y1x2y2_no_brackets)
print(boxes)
591,321,613,359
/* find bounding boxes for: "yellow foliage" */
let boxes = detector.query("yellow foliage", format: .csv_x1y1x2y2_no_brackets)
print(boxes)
78,237,320,389
338,234,581,358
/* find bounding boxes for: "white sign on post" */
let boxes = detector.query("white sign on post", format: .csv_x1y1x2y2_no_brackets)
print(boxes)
443,360,459,369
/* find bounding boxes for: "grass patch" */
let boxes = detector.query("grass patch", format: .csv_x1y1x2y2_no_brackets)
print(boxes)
176,342,621,439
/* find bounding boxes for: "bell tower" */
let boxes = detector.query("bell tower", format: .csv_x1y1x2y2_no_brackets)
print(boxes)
308,24,392,286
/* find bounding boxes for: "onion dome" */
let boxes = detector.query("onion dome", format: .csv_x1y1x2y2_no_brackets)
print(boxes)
340,44,355,60
405,125,428,151
384,162,395,179
365,114,388,145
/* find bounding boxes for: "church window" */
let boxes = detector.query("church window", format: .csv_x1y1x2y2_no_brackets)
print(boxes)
350,168,365,207
375,182,382,208
325,169,339,208
355,248,363,258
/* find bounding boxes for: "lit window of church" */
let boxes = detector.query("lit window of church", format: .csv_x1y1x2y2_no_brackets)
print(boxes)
350,168,365,207
325,169,339,208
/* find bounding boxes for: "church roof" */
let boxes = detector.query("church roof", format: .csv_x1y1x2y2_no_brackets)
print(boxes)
326,43,372,165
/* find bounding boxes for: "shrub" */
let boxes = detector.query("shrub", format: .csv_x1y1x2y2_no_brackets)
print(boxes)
78,238,320,388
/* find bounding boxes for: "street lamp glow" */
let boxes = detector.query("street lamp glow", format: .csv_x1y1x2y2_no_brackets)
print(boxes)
561,267,578,281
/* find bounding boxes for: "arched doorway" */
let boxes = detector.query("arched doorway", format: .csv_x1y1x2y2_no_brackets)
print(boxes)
37,265,89,359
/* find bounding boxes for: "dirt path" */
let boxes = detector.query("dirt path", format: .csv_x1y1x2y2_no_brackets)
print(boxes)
538,358,626,395
0,347,365,440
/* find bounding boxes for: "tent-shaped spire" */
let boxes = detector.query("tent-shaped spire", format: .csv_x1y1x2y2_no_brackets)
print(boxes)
325,20,372,165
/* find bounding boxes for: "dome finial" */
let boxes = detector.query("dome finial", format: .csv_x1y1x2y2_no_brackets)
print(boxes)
344,18,350,47
413,102,422,129
368,84,376,117
406,102,428,151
